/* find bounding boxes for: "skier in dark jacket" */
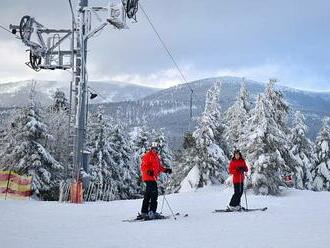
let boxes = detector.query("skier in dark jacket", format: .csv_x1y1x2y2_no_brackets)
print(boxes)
227,149,248,211
138,142,172,220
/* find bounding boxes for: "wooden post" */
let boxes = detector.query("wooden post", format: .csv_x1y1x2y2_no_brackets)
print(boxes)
4,170,12,200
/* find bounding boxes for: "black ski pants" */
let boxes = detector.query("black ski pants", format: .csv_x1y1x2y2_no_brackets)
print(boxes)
229,183,244,207
141,181,158,214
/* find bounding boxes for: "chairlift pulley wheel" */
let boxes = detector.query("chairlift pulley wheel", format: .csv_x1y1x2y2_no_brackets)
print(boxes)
19,15,33,42
126,0,139,19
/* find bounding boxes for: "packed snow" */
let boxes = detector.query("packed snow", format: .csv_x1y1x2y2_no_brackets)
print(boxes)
1,186,329,248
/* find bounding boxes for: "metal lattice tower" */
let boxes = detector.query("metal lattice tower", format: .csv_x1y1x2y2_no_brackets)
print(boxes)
9,0,139,183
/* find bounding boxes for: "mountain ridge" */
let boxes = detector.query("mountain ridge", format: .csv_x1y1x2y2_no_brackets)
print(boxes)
0,79,160,107
1,76,329,149
98,76,330,148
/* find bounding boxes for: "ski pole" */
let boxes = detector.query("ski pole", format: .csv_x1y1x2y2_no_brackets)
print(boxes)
244,173,248,209
239,172,243,208
160,184,167,214
164,194,177,220
160,194,165,214
162,174,177,220
160,174,171,214
160,175,169,214
244,188,248,209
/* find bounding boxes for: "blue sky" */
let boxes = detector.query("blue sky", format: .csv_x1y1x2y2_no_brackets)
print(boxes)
0,0,329,91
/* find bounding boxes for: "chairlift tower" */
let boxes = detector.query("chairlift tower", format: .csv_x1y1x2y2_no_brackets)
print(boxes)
9,0,139,182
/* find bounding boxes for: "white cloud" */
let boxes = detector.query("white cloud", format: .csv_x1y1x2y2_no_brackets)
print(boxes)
100,63,281,89
214,64,281,83
102,67,192,88
1,44,329,92
0,40,71,84
1,0,329,92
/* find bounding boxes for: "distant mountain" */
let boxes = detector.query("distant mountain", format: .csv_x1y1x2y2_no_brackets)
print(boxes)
98,76,330,149
0,80,160,107
1,77,329,150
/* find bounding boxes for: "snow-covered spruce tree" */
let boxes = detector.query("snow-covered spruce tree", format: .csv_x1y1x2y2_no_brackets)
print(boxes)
210,83,231,159
50,89,69,112
87,108,121,200
290,111,316,190
107,123,140,199
152,128,174,193
312,117,330,191
131,124,152,195
153,129,173,169
241,80,293,195
170,82,229,192
224,79,252,150
0,109,17,162
88,107,140,200
44,89,70,171
132,125,151,164
0,93,62,199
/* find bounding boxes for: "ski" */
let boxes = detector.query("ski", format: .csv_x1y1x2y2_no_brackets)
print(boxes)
122,212,189,222
122,215,171,223
243,207,268,212
213,207,268,213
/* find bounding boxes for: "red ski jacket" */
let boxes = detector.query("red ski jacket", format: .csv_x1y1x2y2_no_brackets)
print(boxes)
141,150,166,182
228,159,248,184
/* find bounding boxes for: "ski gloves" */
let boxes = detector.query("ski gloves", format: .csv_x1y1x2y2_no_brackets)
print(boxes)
147,168,172,176
237,167,248,173
164,168,172,174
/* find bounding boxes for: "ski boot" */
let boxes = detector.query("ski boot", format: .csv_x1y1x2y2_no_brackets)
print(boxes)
226,205,242,212
136,213,148,220
148,211,164,220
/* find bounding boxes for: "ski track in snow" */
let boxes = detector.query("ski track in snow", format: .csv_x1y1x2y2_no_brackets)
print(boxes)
0,186,329,248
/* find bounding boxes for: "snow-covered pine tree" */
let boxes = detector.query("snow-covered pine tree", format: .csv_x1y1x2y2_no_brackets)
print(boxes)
131,124,152,195
87,107,141,200
44,89,70,173
170,82,229,192
241,80,292,195
195,82,229,186
0,109,17,162
50,89,69,112
107,123,140,199
312,117,330,191
290,111,316,189
87,107,121,200
210,83,231,159
153,129,173,169
0,89,62,199
152,128,174,193
132,125,150,163
224,79,252,150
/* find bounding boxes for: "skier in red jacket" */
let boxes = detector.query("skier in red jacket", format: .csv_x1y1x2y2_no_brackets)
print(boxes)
139,142,172,220
227,149,248,211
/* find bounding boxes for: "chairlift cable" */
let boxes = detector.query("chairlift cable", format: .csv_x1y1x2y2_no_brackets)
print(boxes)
139,4,194,124
0,24,20,39
139,4,192,92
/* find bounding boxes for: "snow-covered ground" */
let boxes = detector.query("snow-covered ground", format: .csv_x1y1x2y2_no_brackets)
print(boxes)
0,186,329,248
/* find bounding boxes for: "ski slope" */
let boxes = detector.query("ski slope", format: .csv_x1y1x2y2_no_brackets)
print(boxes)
0,186,329,248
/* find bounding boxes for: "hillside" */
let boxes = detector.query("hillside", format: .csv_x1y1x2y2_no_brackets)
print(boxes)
0,186,328,248
1,76,329,149
0,80,160,107
99,76,330,148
